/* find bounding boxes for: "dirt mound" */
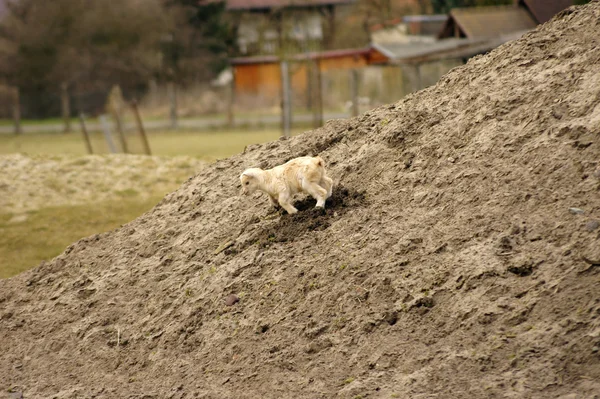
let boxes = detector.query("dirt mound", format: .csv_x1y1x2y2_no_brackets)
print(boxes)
2,3,600,398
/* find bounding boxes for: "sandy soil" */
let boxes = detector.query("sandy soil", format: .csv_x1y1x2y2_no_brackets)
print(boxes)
1,2,600,398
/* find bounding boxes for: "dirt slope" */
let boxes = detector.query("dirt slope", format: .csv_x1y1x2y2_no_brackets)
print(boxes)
2,3,600,398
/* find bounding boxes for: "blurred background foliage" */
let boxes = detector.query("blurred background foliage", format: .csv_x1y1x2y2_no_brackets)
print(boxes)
0,0,236,117
0,0,592,118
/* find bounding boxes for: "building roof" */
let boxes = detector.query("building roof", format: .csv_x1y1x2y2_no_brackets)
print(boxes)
373,38,470,61
221,0,355,11
230,21,531,67
403,14,448,36
516,0,573,24
374,29,529,64
230,47,371,64
231,28,529,66
403,15,449,23
439,5,537,39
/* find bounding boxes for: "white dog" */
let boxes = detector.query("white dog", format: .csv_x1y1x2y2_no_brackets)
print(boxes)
240,156,333,214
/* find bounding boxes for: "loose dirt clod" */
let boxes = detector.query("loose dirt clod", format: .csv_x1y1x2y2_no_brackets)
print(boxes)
586,219,600,232
224,294,239,306
1,3,600,398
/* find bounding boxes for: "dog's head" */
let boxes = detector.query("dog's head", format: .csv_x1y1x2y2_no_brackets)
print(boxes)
240,168,261,195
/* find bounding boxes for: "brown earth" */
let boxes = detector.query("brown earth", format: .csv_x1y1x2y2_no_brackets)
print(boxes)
2,3,600,398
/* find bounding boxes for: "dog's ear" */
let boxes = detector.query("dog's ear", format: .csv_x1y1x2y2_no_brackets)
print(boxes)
241,170,256,179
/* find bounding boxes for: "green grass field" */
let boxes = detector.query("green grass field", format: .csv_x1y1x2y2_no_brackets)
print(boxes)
0,196,164,278
0,128,303,159
0,127,305,278
0,117,78,126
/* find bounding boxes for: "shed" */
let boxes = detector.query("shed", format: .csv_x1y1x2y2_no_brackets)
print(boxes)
438,5,537,39
372,29,527,92
374,30,529,65
231,47,372,97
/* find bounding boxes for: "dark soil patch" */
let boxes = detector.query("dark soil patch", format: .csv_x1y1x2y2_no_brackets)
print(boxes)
507,262,534,277
240,185,365,251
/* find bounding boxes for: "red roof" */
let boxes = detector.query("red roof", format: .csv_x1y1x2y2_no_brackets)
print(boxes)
218,0,354,10
230,47,371,64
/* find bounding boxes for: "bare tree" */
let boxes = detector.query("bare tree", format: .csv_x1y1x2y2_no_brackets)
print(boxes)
0,0,173,117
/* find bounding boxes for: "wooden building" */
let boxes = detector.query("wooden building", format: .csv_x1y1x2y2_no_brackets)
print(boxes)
438,0,573,39
231,47,372,97
438,5,537,39
230,0,576,103
223,0,356,56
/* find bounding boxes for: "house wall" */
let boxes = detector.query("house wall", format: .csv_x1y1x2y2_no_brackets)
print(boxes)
319,58,462,111
368,49,391,64
319,55,368,71
233,53,369,99
236,9,325,56
233,54,461,113
234,63,281,97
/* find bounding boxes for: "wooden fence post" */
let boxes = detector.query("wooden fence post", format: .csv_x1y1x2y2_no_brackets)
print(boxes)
61,82,71,133
350,69,359,117
131,100,152,156
312,59,323,128
12,87,21,135
99,115,117,153
168,82,178,130
280,60,292,138
306,59,313,111
112,110,128,154
412,63,422,93
78,113,93,154
227,74,235,129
